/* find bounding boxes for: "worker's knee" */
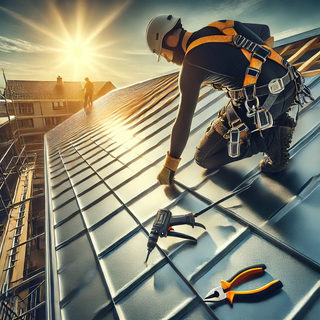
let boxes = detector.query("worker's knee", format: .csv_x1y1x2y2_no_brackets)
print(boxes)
194,133,215,168
195,134,226,168
194,148,209,168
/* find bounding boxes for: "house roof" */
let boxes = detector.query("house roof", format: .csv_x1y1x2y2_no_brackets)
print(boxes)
6,79,116,101
44,29,320,320
91,81,116,94
7,80,84,101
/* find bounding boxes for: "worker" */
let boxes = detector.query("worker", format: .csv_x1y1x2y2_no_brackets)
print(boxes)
84,77,94,108
146,14,313,185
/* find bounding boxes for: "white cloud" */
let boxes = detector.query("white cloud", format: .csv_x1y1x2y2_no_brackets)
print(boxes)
0,60,48,79
0,36,48,53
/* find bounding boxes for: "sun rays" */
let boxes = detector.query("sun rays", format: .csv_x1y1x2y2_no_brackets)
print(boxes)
0,0,130,80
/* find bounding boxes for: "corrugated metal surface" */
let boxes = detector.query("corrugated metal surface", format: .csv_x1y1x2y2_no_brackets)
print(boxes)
45,32,320,320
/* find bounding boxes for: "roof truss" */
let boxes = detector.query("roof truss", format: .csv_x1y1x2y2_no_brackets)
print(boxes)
275,35,320,77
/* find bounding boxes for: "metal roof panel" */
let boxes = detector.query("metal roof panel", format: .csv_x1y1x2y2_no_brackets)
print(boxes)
194,233,320,320
81,193,123,228
115,263,196,320
44,28,320,319
55,213,85,247
53,199,80,226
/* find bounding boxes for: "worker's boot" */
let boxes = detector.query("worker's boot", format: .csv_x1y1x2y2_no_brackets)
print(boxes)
273,112,296,129
259,113,296,173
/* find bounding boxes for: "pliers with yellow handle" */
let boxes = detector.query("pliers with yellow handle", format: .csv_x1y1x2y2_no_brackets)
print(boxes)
204,264,283,305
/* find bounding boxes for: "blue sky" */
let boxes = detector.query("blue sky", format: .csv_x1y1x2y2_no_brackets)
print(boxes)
0,0,319,88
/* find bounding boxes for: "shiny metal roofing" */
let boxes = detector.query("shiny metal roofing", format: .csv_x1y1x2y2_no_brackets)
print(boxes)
45,35,320,320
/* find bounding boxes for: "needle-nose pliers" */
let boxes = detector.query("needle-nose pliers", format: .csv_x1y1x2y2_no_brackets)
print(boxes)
204,264,283,305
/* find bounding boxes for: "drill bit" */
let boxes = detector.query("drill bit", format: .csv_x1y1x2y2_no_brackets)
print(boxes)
145,250,151,264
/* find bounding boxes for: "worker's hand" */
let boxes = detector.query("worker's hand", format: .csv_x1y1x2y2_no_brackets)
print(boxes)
157,166,176,185
157,152,181,186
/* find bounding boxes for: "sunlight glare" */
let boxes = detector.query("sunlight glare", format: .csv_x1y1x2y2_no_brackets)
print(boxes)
0,0,131,80
65,41,88,62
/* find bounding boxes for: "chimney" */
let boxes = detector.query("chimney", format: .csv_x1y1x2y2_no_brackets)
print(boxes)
57,76,63,86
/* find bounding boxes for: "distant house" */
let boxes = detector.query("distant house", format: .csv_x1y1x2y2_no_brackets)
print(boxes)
6,76,115,158
91,81,117,101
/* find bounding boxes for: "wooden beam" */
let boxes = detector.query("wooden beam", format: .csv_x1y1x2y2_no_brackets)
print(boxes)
288,37,320,64
264,36,274,47
301,69,320,77
277,39,320,58
278,43,295,56
7,193,45,208
11,169,34,284
298,49,320,72
7,233,45,251
292,62,304,68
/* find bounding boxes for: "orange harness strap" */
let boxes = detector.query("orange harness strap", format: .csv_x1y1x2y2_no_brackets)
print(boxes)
186,35,234,55
185,20,287,91
185,20,291,145
186,20,237,55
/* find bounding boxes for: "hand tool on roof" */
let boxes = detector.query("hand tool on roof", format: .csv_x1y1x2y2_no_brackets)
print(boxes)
204,264,283,305
145,183,251,263
145,208,205,263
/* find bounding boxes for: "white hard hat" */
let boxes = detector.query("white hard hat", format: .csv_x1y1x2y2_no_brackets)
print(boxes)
146,14,181,62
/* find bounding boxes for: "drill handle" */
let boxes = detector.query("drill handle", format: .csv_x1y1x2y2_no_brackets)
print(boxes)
169,213,195,228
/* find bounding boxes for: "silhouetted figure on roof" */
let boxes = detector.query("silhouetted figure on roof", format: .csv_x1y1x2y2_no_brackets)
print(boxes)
84,77,94,108
146,15,314,185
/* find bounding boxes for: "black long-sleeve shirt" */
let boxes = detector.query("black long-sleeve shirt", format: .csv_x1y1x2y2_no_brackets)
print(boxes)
169,21,286,159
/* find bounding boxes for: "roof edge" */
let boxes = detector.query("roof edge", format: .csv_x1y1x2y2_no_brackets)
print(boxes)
274,27,320,48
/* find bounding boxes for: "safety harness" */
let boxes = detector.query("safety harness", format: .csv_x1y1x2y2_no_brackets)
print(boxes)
186,20,303,157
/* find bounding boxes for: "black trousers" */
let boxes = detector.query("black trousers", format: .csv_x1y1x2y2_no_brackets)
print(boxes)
194,84,296,169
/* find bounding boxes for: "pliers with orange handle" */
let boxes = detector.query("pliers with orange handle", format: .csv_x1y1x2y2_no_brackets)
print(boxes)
204,264,283,305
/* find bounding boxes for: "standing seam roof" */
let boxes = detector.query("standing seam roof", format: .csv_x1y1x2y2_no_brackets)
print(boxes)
45,38,320,319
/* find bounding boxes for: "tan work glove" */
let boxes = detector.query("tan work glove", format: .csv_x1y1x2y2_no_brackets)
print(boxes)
157,152,181,185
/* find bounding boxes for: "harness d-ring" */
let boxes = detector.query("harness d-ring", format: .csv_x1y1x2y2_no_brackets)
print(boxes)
245,96,260,117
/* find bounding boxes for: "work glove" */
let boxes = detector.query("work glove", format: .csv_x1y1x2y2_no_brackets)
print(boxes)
157,152,181,186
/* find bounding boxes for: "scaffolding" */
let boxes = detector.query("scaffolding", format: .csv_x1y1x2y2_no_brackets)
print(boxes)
0,69,45,319
0,68,26,236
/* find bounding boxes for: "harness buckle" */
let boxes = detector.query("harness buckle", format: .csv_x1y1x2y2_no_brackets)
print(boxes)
268,78,285,94
228,127,241,158
255,109,273,130
232,34,246,48
253,46,271,62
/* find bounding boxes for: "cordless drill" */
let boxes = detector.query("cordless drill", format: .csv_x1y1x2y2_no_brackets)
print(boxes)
145,208,205,263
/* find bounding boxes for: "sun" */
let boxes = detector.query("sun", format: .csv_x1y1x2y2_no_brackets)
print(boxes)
0,0,130,80
60,40,96,79
68,45,86,61
64,41,90,63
